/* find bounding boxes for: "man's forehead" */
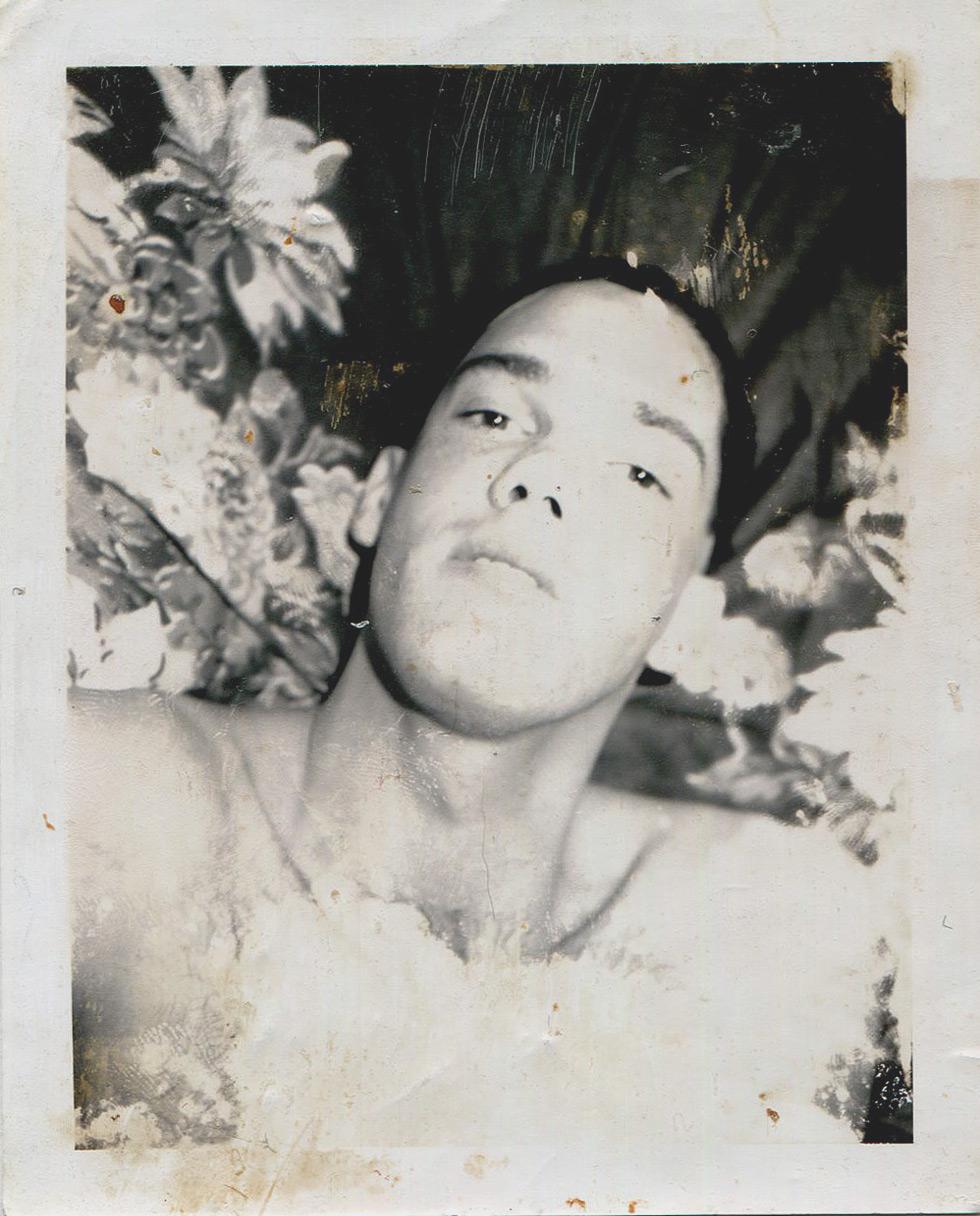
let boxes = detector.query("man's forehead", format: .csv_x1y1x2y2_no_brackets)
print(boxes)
463,280,726,433
470,280,718,379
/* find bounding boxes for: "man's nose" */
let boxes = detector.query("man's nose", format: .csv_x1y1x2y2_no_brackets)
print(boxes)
488,450,564,519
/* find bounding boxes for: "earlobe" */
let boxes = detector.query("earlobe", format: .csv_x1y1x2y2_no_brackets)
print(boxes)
350,446,407,548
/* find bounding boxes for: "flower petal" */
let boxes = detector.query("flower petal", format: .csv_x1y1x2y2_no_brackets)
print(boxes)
224,243,302,359
67,85,112,143
296,203,356,270
226,66,268,148
151,67,205,150
273,255,345,334
189,66,228,136
152,65,228,159
308,140,352,197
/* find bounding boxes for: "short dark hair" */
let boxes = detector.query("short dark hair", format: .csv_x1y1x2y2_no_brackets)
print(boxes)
388,256,756,571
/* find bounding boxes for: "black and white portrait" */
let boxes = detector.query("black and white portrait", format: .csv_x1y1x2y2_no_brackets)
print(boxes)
57,54,917,1209
63,64,914,1167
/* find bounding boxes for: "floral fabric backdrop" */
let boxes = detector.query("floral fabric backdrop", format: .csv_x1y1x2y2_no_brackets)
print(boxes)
66,65,907,865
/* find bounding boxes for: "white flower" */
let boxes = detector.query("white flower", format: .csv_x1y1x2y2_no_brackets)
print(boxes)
68,351,224,570
139,66,354,359
647,575,793,712
67,574,196,693
775,608,908,807
741,514,858,609
292,463,364,599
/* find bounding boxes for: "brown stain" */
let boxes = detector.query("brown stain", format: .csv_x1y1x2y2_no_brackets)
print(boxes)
679,374,689,384
330,889,340,902
566,1199,587,1211
108,293,125,314
284,233,294,245
244,429,255,444
168,1145,404,1214
552,1002,559,1012
887,58,910,117
758,1091,768,1100
888,385,909,438
569,208,588,239
151,446,161,456
463,1152,508,1179
322,360,382,429
42,813,55,831
628,1203,639,1214
766,1107,780,1124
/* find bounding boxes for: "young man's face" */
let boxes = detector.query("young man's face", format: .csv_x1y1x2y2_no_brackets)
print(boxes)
366,279,726,737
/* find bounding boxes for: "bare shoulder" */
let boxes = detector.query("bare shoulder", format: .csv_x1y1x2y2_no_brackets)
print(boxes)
66,689,313,903
584,794,909,1139
586,786,908,1017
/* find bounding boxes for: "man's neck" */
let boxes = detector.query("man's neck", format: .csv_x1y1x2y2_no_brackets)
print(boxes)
300,639,633,953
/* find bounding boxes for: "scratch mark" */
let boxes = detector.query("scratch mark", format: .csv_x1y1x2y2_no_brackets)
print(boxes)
258,1117,315,1216
942,914,953,930
480,783,496,922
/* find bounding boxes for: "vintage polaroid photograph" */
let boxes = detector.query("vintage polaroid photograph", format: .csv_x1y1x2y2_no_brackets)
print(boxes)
61,59,915,1187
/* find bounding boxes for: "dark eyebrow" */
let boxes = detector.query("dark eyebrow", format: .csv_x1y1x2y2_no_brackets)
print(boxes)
447,352,551,386
634,402,706,473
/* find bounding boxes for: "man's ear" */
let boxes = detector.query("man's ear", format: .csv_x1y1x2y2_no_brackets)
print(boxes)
350,446,407,548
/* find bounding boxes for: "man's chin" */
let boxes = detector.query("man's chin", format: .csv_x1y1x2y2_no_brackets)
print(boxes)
365,629,576,739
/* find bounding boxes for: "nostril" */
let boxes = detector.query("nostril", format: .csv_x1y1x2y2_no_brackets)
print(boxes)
545,496,562,519
509,484,529,503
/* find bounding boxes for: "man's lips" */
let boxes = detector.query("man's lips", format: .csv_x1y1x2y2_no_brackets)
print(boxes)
450,539,557,598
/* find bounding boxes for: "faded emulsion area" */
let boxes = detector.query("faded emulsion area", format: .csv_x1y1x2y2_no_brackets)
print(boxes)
65,63,910,1179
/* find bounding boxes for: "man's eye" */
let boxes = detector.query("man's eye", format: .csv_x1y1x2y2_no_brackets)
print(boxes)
457,409,511,431
626,464,671,497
